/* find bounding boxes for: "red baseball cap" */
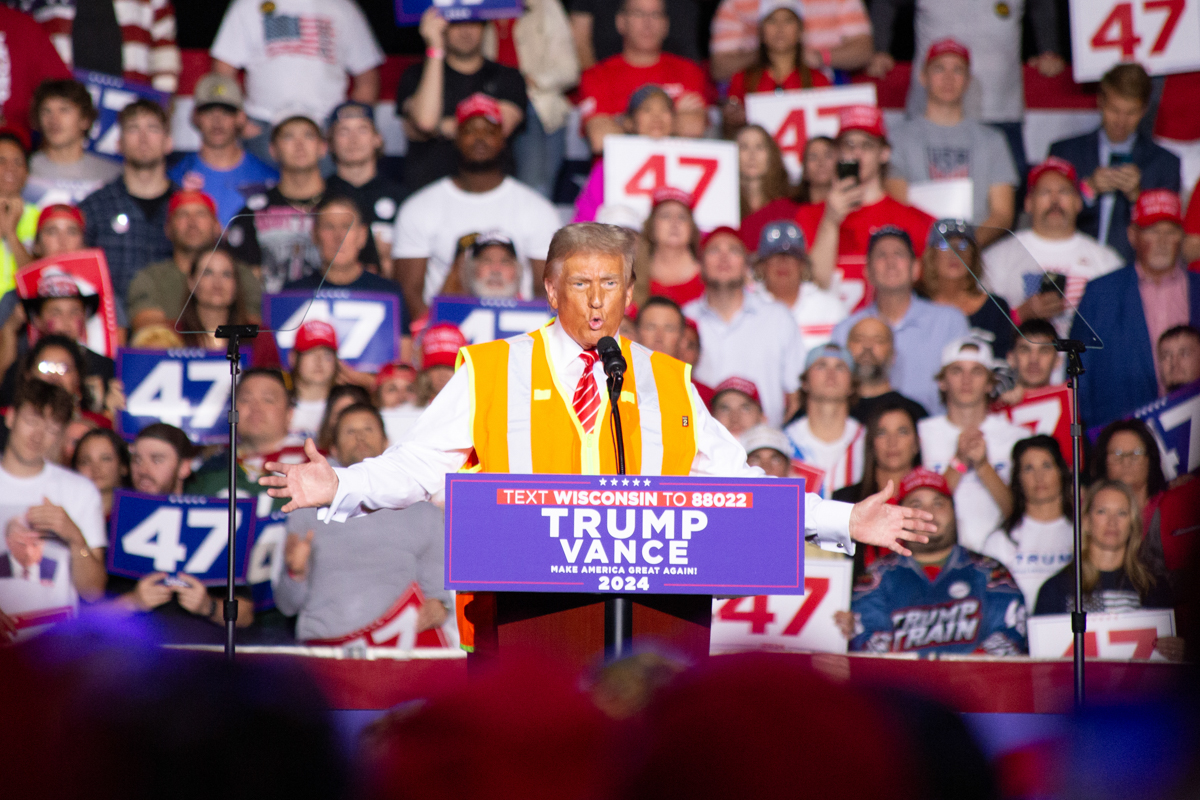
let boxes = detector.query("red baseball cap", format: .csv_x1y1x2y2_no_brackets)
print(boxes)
456,93,503,127
837,105,887,141
898,467,952,503
168,189,218,219
293,320,338,353
701,226,744,252
1026,156,1078,192
710,376,762,409
925,38,970,66
374,361,417,388
651,186,694,210
1132,189,1184,227
36,203,85,234
421,322,468,369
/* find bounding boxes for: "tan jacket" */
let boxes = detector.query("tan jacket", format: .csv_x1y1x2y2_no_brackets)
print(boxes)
483,0,580,133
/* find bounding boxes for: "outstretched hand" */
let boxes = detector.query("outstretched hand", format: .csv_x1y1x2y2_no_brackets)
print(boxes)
848,480,935,557
258,439,339,513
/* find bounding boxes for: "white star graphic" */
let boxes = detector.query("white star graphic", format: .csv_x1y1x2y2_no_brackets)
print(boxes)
621,478,629,486
599,478,607,486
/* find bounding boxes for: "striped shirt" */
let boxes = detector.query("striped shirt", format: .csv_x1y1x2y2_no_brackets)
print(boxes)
710,0,871,55
22,0,181,92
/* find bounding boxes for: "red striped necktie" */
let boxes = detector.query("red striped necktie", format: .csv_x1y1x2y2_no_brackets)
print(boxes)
573,349,602,433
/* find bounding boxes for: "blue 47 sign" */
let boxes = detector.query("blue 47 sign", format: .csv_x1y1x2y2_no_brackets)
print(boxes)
118,348,249,444
395,0,522,25
429,296,553,344
264,290,400,371
1115,379,1200,481
76,70,170,159
108,492,255,586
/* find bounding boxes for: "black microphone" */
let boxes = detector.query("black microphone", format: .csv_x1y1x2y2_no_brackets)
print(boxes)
596,336,626,380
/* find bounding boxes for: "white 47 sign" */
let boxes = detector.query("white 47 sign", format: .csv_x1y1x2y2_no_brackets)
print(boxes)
709,559,852,654
1070,0,1200,82
603,135,740,231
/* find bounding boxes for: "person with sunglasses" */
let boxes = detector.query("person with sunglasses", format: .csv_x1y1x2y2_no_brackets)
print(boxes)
919,219,1014,358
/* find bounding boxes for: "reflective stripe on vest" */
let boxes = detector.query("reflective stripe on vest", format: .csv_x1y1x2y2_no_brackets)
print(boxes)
461,325,698,476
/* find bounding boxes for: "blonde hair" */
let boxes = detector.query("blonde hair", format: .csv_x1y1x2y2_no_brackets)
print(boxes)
1081,480,1155,597
544,223,637,283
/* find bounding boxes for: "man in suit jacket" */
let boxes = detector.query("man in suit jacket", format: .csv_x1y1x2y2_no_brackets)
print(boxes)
1049,63,1180,265
1071,190,1200,427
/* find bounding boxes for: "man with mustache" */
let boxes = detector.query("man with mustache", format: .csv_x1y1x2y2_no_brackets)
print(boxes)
982,158,1122,338
260,223,938,650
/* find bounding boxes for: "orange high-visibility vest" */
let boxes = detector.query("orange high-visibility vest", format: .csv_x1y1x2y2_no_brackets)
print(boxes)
454,324,700,649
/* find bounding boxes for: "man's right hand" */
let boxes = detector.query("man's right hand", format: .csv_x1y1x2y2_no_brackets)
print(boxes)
420,6,447,50
259,439,339,513
133,573,174,612
1017,291,1065,321
285,531,315,580
865,52,895,79
823,177,865,226
1087,167,1123,195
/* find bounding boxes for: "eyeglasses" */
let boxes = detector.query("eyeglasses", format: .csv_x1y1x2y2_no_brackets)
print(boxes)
1107,447,1147,461
933,238,972,252
36,361,71,376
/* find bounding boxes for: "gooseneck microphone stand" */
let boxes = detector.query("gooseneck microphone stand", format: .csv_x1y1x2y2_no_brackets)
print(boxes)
215,324,259,661
597,336,632,657
1056,338,1088,709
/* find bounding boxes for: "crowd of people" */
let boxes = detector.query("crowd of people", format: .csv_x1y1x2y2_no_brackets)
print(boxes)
0,0,1197,661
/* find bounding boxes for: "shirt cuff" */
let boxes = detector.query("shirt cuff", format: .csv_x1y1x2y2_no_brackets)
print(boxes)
806,498,855,555
318,466,363,524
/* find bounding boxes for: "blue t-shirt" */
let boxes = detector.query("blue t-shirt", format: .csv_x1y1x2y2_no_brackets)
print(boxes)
168,151,278,227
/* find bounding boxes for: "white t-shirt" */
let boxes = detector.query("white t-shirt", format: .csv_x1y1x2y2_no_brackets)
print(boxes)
290,398,327,439
755,281,852,351
381,403,424,447
391,177,560,305
0,536,76,642
783,416,865,499
981,516,1074,610
918,413,1029,552
0,464,106,550
210,0,385,123
982,230,1123,338
684,290,808,427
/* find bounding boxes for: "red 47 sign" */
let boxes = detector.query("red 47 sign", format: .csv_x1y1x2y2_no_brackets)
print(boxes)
1027,608,1176,660
709,559,852,654
1070,0,1200,82
603,135,740,231
744,85,878,183
1003,384,1074,461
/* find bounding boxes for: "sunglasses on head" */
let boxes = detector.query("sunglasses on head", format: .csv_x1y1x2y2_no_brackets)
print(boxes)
36,361,70,376
933,238,972,252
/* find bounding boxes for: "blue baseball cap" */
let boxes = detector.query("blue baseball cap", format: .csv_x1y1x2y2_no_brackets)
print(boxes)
326,100,375,130
757,220,807,259
866,225,914,258
804,342,854,372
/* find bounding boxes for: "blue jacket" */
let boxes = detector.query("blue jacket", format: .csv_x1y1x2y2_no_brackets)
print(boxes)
1070,265,1200,428
850,545,1027,656
1048,130,1180,264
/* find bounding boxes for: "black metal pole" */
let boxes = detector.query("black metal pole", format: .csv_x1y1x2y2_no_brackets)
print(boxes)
215,324,259,661
605,368,631,658
1057,339,1087,710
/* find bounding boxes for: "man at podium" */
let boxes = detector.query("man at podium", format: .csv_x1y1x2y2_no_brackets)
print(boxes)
261,223,934,610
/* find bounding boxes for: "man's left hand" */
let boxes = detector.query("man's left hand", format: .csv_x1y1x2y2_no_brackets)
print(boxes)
848,480,934,557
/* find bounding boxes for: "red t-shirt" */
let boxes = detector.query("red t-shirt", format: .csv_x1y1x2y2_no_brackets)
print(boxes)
727,67,831,103
493,19,520,69
740,197,801,252
578,53,710,124
650,273,706,307
0,8,72,140
1154,72,1200,142
794,196,934,311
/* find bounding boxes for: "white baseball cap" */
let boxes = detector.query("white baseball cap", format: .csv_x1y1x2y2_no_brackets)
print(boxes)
758,0,804,21
940,336,996,369
738,424,793,459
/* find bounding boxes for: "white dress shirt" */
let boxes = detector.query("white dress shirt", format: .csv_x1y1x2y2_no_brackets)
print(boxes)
325,321,854,551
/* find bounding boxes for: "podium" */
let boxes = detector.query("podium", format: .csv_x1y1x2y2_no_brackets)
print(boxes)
446,473,809,670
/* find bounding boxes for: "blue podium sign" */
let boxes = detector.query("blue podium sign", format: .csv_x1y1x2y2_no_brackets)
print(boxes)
428,296,553,344
107,492,255,586
445,474,807,594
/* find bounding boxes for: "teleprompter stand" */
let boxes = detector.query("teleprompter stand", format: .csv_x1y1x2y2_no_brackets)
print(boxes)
1056,338,1088,709
214,324,259,661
